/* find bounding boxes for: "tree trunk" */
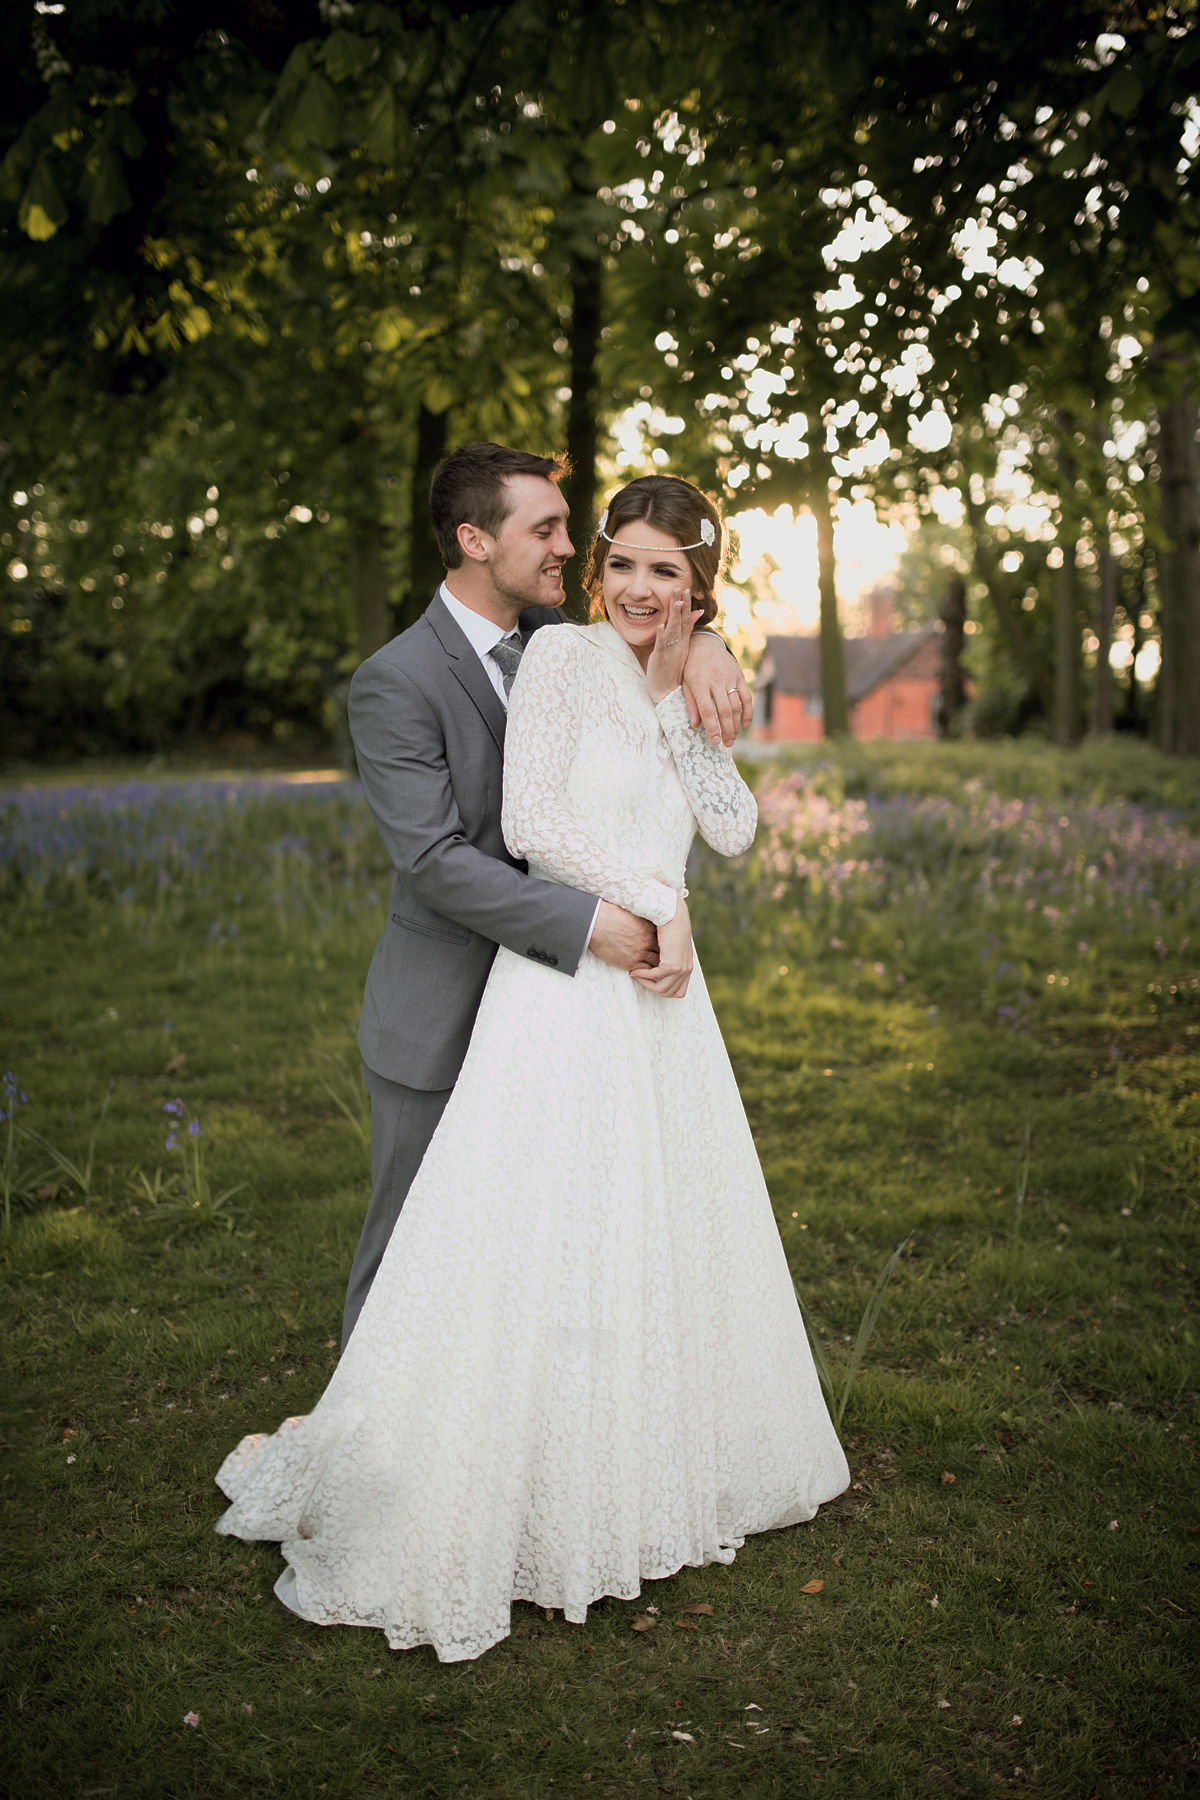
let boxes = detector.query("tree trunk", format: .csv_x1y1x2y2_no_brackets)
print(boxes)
1053,416,1082,746
349,515,391,664
1091,533,1117,734
1120,550,1148,730
810,475,849,736
405,401,449,632
964,489,1053,714
560,243,603,621
1155,385,1200,754
1053,539,1081,745
938,573,967,737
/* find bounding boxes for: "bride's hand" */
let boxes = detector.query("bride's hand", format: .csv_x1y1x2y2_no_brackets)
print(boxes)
630,897,693,999
645,591,705,706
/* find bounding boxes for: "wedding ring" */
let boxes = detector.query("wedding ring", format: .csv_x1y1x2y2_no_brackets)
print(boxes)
666,637,680,645
726,685,740,693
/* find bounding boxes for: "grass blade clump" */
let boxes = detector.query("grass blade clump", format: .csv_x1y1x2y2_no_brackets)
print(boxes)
796,1236,910,1434
1012,1118,1032,1248
24,1088,111,1203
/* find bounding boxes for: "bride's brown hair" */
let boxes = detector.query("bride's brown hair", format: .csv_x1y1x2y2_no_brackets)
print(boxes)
585,476,725,627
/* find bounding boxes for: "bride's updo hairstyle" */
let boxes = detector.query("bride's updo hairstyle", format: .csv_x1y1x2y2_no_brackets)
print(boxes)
586,476,725,628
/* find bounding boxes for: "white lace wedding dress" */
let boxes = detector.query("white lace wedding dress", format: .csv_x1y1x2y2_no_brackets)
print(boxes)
214,621,849,1661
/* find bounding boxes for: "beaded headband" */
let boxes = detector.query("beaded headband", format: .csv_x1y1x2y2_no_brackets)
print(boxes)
597,508,716,551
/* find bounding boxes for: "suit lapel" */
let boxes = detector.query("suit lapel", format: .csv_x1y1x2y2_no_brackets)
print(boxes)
426,594,507,753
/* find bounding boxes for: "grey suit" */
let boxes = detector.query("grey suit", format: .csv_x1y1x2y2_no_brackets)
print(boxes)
342,594,598,1343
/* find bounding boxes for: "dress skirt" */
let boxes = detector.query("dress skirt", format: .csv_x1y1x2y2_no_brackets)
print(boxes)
214,946,849,1662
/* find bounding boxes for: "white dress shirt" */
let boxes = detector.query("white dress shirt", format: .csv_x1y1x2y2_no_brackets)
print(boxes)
438,581,602,960
439,583,518,708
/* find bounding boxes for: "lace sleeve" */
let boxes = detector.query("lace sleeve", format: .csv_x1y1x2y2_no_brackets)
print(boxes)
503,629,680,926
654,688,758,856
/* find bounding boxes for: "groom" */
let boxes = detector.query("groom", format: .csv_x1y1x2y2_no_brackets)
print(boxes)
342,441,752,1345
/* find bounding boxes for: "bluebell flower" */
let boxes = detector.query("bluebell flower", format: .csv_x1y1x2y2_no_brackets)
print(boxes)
188,1119,202,1139
166,1131,179,1151
163,1099,183,1116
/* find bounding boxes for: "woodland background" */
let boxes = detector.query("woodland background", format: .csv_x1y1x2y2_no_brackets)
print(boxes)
3,0,1200,760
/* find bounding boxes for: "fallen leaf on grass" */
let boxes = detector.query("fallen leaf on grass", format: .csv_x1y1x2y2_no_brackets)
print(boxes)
800,1580,824,1595
941,1471,957,1485
279,1310,300,1331
678,1602,714,1615
165,1054,187,1074
744,1704,763,1712
938,1700,951,1709
832,1554,843,1567
631,1615,657,1632
675,1619,698,1630
671,1731,696,1746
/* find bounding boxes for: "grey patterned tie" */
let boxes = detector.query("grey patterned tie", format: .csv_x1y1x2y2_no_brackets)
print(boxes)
488,633,524,699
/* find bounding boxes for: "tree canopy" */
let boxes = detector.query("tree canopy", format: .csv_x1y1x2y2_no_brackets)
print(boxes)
4,0,1199,758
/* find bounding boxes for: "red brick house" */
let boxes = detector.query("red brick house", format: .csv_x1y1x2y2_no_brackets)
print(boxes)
752,592,945,743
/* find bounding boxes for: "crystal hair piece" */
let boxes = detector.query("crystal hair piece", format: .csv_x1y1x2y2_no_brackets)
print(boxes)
596,509,716,551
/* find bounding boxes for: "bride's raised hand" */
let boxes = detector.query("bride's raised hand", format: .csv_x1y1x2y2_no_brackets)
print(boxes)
645,591,704,706
630,897,694,999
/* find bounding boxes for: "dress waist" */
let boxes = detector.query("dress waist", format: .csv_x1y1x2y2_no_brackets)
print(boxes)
526,858,684,899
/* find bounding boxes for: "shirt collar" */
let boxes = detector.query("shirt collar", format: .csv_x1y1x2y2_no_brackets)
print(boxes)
439,583,518,657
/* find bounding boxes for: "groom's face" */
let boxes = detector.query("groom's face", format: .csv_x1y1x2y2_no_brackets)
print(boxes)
488,475,574,611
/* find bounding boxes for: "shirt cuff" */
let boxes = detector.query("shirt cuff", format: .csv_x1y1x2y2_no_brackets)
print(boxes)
579,896,603,968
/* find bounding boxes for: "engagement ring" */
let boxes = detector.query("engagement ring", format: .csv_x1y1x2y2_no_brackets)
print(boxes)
666,637,680,646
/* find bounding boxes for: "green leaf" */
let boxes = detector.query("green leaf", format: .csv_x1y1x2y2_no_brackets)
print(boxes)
41,91,84,152
320,30,381,83
372,308,415,352
19,154,68,238
80,145,132,225
423,376,454,411
362,83,408,163
1105,67,1143,117
289,74,343,149
106,109,146,160
274,42,313,103
2,120,44,196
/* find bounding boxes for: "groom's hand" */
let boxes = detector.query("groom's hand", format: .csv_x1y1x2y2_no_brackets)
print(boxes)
682,633,753,747
589,901,659,971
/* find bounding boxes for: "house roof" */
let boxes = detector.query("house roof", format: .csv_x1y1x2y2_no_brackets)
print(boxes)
759,625,940,704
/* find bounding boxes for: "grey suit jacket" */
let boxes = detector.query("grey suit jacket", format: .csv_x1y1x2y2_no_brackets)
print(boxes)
348,594,599,1091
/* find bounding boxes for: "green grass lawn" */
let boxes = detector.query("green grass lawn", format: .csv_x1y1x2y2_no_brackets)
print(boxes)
2,741,1197,1800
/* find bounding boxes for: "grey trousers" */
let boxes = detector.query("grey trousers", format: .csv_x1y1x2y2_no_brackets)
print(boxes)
341,1063,452,1349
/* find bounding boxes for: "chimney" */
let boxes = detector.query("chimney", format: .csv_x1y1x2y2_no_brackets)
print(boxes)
868,584,895,639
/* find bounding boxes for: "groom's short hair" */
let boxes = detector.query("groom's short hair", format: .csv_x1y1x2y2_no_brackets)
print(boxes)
431,442,570,568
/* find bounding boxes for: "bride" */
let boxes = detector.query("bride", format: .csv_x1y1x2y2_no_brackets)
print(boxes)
214,474,849,1662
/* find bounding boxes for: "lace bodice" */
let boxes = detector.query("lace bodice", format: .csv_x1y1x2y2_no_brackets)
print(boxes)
502,622,757,926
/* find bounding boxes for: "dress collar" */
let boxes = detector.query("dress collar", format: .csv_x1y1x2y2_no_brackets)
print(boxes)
585,619,648,677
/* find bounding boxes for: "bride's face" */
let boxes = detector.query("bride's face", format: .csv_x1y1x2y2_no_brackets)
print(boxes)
601,522,695,660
